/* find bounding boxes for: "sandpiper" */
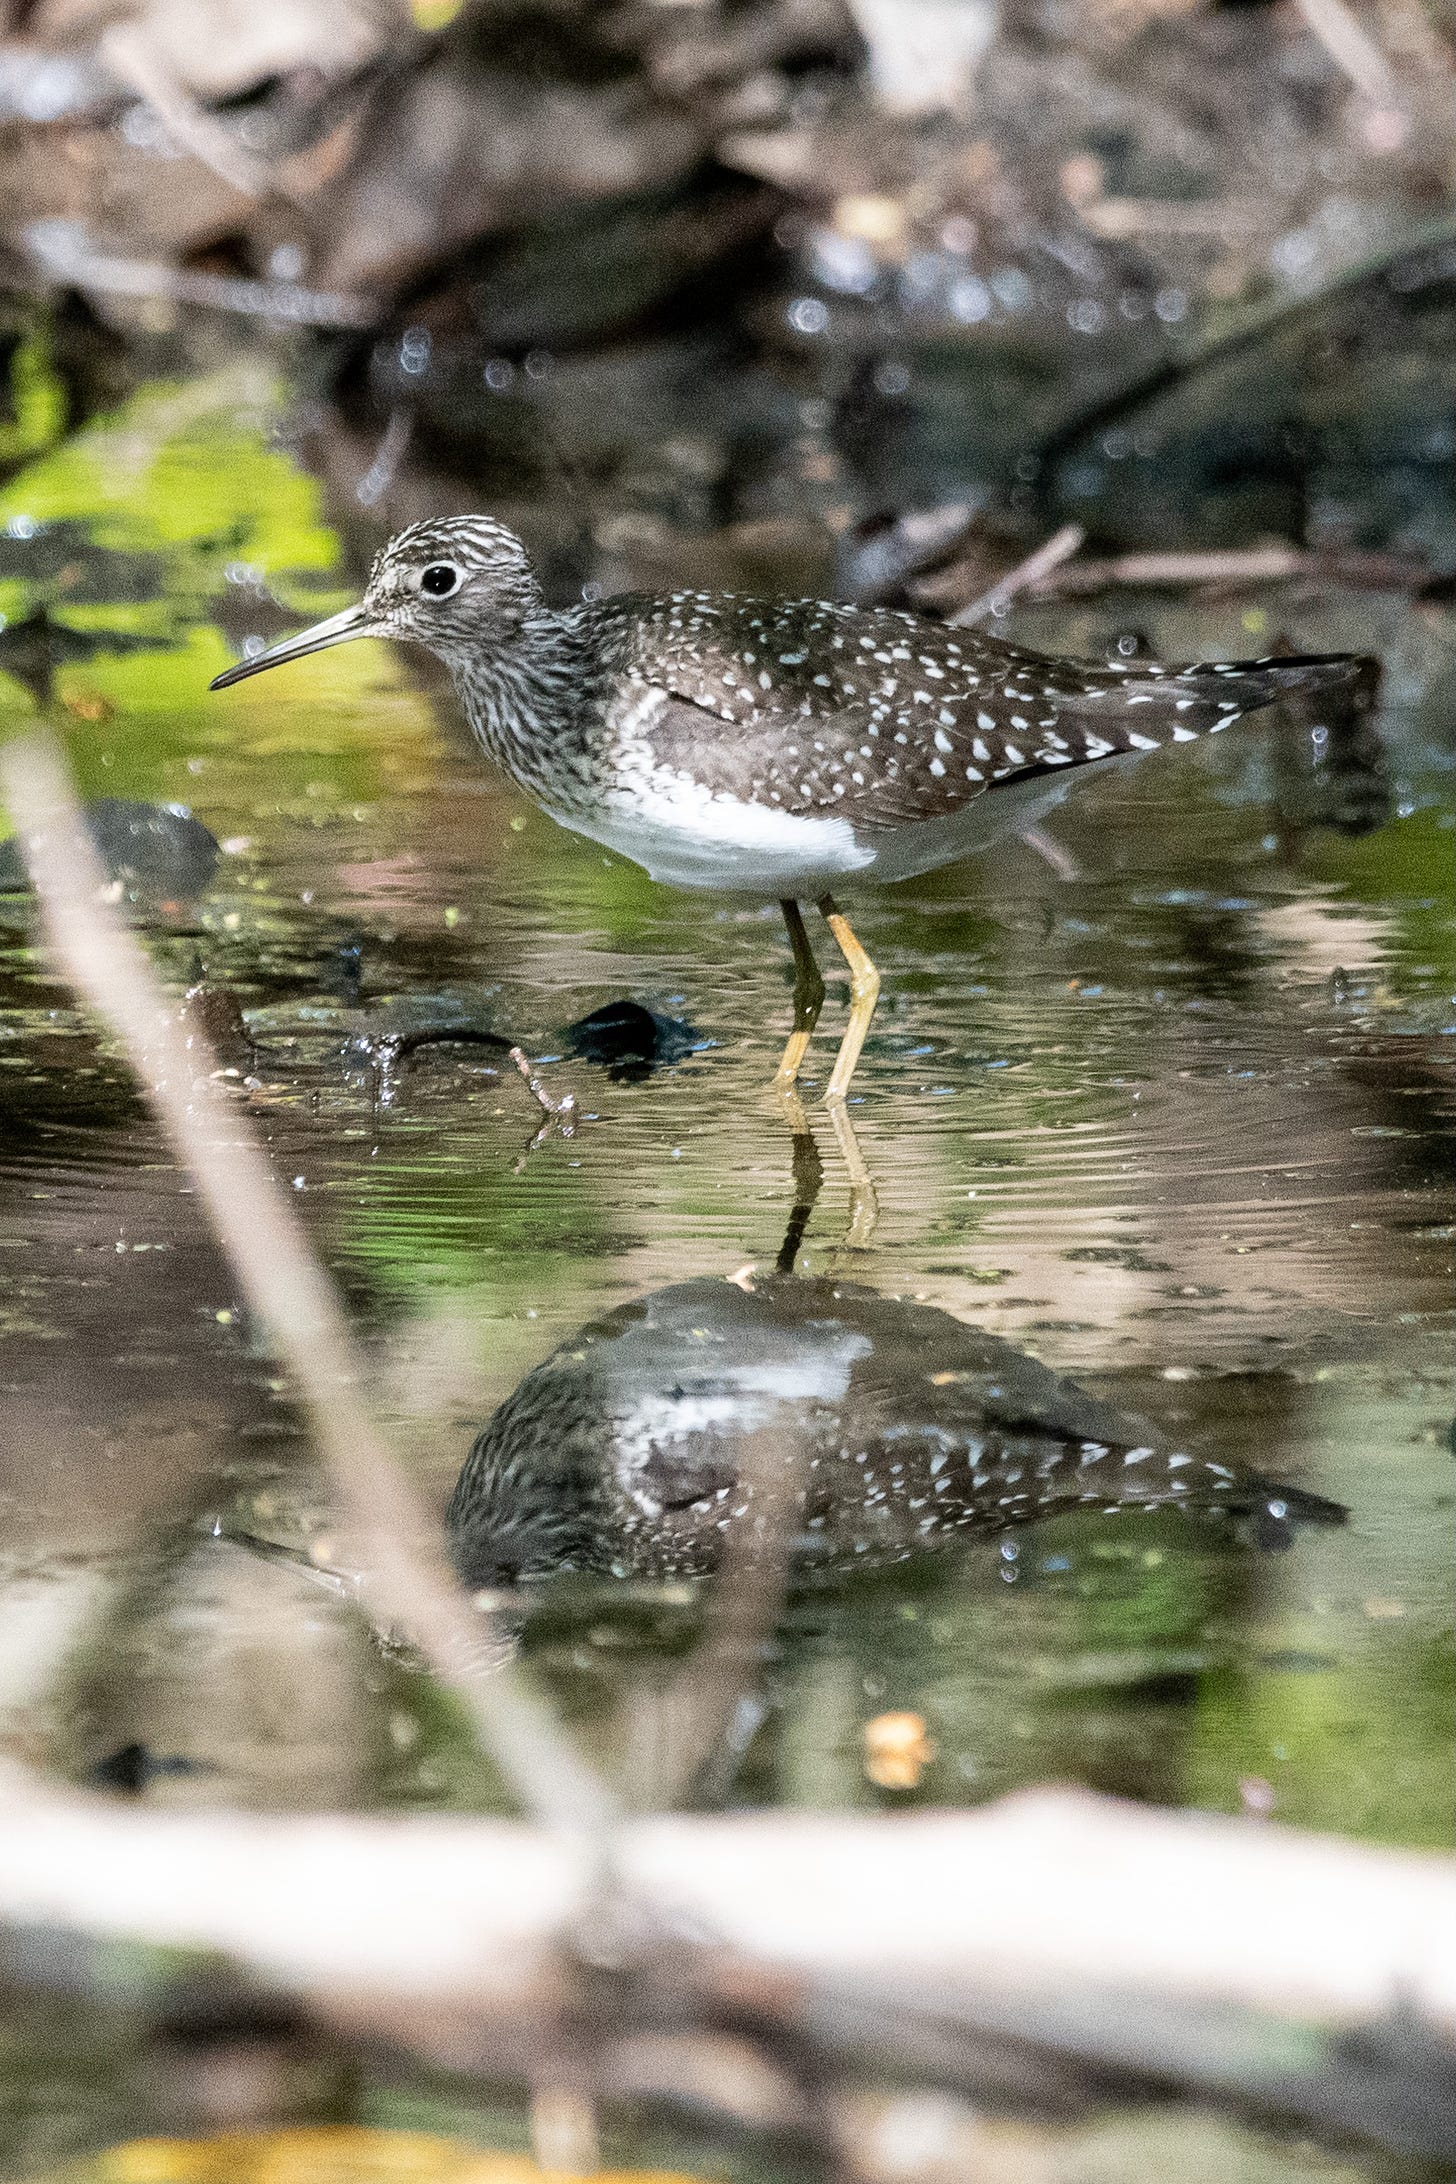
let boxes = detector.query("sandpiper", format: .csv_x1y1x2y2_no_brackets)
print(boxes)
212,517,1372,1101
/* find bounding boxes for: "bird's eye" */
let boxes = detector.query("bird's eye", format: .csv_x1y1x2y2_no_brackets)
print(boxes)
420,562,463,599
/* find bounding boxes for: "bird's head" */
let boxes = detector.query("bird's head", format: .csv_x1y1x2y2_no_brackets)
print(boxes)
210,516,543,690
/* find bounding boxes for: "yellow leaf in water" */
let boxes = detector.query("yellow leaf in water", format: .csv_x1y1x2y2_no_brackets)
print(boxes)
65,2126,716,2184
59,689,113,723
864,1710,936,1790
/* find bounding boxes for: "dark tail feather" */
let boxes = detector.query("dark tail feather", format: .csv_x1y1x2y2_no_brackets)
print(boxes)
1230,1472,1349,1553
1187,650,1381,703
1067,649,1382,753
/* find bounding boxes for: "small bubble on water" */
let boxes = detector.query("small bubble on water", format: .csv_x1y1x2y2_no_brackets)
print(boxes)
950,275,992,323
399,325,432,374
1240,1775,1276,1816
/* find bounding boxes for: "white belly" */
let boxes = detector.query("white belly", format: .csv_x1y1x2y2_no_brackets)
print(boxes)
546,784,876,895
858,770,1091,882
544,763,1120,897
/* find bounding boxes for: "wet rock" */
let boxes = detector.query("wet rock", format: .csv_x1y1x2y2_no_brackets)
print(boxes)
0,797,220,901
307,19,716,298
87,797,221,898
181,977,253,1072
564,999,702,1080
380,170,780,358
1268,644,1391,838
86,1738,207,1794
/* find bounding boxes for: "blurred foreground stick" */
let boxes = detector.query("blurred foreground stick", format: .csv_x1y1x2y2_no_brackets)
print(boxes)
0,1771,1453,2156
0,730,609,1839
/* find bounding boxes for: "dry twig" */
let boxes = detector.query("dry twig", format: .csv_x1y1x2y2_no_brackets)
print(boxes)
920,542,1429,615
647,1427,806,1808
947,525,1086,626
356,407,416,508
99,23,275,199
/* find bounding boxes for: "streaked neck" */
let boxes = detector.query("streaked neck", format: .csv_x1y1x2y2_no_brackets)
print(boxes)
448,609,595,801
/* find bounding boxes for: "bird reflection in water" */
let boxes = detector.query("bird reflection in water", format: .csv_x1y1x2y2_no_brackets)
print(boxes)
447,1114,1343,1593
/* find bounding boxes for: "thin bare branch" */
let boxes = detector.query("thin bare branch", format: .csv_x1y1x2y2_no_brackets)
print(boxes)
0,731,612,1838
1082,197,1270,239
920,542,1428,614
947,524,1086,626
356,407,415,508
100,23,275,199
1018,825,1081,881
22,219,380,330
510,1044,578,1140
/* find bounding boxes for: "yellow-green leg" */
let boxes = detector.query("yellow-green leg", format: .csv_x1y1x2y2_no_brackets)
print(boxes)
775,898,825,1090
773,1081,877,1254
817,894,880,1104
825,1094,878,1249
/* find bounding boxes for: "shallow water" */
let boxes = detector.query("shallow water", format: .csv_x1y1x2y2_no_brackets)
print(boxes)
0,360,1451,1889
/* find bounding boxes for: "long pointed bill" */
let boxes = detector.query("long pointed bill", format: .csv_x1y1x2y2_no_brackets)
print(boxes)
210,602,377,690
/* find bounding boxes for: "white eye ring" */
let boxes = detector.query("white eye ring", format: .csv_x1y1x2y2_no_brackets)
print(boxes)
419,561,463,600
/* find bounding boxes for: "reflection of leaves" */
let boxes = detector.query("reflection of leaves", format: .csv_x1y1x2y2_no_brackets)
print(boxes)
0,515,165,599
0,323,67,466
0,362,438,822
1189,1627,1455,1851
61,2128,709,2183
1300,806,1455,1004
0,364,349,655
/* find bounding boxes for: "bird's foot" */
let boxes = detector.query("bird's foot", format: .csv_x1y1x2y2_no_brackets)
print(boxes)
825,1094,879,1250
